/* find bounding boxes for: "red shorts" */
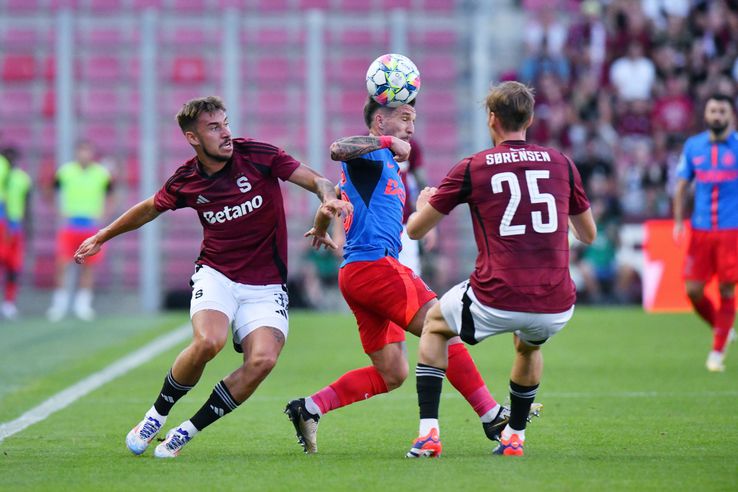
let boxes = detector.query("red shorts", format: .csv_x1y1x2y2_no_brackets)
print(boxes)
339,256,436,354
684,229,738,282
4,230,24,272
0,220,6,264
58,228,103,265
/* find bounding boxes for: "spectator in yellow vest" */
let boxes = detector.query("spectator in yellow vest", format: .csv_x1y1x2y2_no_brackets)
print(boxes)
1,147,31,320
47,141,113,322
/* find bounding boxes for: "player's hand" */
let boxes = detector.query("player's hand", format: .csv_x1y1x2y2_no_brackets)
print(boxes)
390,137,411,162
673,221,685,244
74,234,103,264
323,198,353,217
416,186,438,211
304,228,338,250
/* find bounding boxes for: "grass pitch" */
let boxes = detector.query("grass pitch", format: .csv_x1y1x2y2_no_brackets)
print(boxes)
0,308,736,491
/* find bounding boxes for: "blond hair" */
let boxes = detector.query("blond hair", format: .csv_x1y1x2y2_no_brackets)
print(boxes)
485,81,535,132
176,96,227,132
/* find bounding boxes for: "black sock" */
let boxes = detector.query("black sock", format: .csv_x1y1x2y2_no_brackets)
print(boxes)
153,369,193,416
509,380,539,431
416,363,446,419
189,380,240,431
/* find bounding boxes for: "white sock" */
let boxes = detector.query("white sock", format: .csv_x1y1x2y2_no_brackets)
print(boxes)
75,289,93,308
177,420,199,438
501,424,525,442
304,397,322,417
145,406,167,425
50,289,70,310
419,418,439,437
480,403,502,424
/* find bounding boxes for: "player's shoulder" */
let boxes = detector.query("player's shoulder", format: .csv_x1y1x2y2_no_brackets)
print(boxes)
163,157,198,191
232,137,282,156
684,131,710,150
729,131,738,148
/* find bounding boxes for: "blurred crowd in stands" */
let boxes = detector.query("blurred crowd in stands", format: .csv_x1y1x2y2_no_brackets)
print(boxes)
511,0,738,304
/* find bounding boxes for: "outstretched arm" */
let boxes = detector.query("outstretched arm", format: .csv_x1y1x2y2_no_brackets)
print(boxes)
74,196,161,264
407,187,444,240
288,163,340,203
330,135,411,162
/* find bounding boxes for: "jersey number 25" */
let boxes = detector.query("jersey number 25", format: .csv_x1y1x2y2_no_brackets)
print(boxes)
491,170,558,237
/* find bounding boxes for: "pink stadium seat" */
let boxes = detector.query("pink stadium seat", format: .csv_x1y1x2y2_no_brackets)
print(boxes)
252,57,294,86
163,27,218,48
1,124,34,148
329,28,387,49
42,90,56,118
377,0,410,8
81,55,123,82
425,123,459,150
5,0,42,11
333,56,371,86
253,0,291,11
82,124,120,151
338,0,376,12
410,30,458,50
80,27,136,47
39,123,57,153
49,0,80,9
87,0,125,12
417,54,457,81
170,0,209,11
298,0,332,9
0,89,35,118
1,28,39,48
171,56,206,84
133,0,164,8
79,89,123,119
420,0,455,11
162,88,203,115
1,55,36,82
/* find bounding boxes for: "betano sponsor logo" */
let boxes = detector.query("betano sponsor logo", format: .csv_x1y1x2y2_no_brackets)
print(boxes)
202,195,263,224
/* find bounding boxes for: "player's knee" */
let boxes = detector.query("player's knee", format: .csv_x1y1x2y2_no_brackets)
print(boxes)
245,352,279,378
191,336,225,361
685,284,704,302
382,363,409,390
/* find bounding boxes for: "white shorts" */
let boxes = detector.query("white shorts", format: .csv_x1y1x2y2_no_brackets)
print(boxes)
398,225,421,275
189,265,289,345
439,280,574,346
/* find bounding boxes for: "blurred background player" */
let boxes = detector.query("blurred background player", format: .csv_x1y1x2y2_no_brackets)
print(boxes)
397,140,437,276
74,96,347,458
0,149,9,287
673,94,738,373
0,147,31,320
286,95,504,455
406,81,595,458
46,141,113,322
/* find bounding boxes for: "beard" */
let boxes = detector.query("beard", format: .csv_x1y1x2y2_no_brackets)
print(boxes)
707,120,729,135
202,142,232,163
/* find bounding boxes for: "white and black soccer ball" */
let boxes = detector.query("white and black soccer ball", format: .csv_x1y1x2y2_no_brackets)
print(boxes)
365,53,421,107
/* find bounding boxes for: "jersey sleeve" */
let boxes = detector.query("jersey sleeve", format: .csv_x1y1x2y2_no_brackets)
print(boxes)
429,157,472,215
153,167,187,211
270,148,301,181
567,157,591,215
675,140,693,181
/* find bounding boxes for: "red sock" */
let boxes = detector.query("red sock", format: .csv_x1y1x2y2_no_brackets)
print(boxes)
5,277,18,302
713,296,735,353
691,295,716,328
310,366,388,415
446,342,497,417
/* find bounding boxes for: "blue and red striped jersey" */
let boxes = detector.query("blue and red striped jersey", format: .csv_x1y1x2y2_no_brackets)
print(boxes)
676,131,738,231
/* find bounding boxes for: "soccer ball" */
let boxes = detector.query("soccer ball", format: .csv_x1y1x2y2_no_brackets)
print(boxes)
365,53,421,107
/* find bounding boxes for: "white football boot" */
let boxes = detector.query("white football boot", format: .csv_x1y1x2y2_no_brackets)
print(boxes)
154,427,193,458
706,350,725,372
126,415,165,455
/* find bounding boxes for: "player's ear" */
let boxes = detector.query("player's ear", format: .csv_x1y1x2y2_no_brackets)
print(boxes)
184,130,199,147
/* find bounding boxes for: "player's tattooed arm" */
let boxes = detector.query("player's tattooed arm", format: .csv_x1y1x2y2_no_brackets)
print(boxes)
330,136,384,161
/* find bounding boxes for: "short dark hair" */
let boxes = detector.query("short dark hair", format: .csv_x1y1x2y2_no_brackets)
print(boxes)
176,96,227,132
485,81,535,132
706,93,735,112
362,95,416,129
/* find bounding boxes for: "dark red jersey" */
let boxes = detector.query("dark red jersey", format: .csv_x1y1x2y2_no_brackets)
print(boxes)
430,140,590,313
154,138,301,285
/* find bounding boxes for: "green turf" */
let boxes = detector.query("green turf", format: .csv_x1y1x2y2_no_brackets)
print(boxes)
0,308,736,491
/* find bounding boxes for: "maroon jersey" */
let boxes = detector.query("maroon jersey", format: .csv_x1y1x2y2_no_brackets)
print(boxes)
430,140,590,313
154,138,301,285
